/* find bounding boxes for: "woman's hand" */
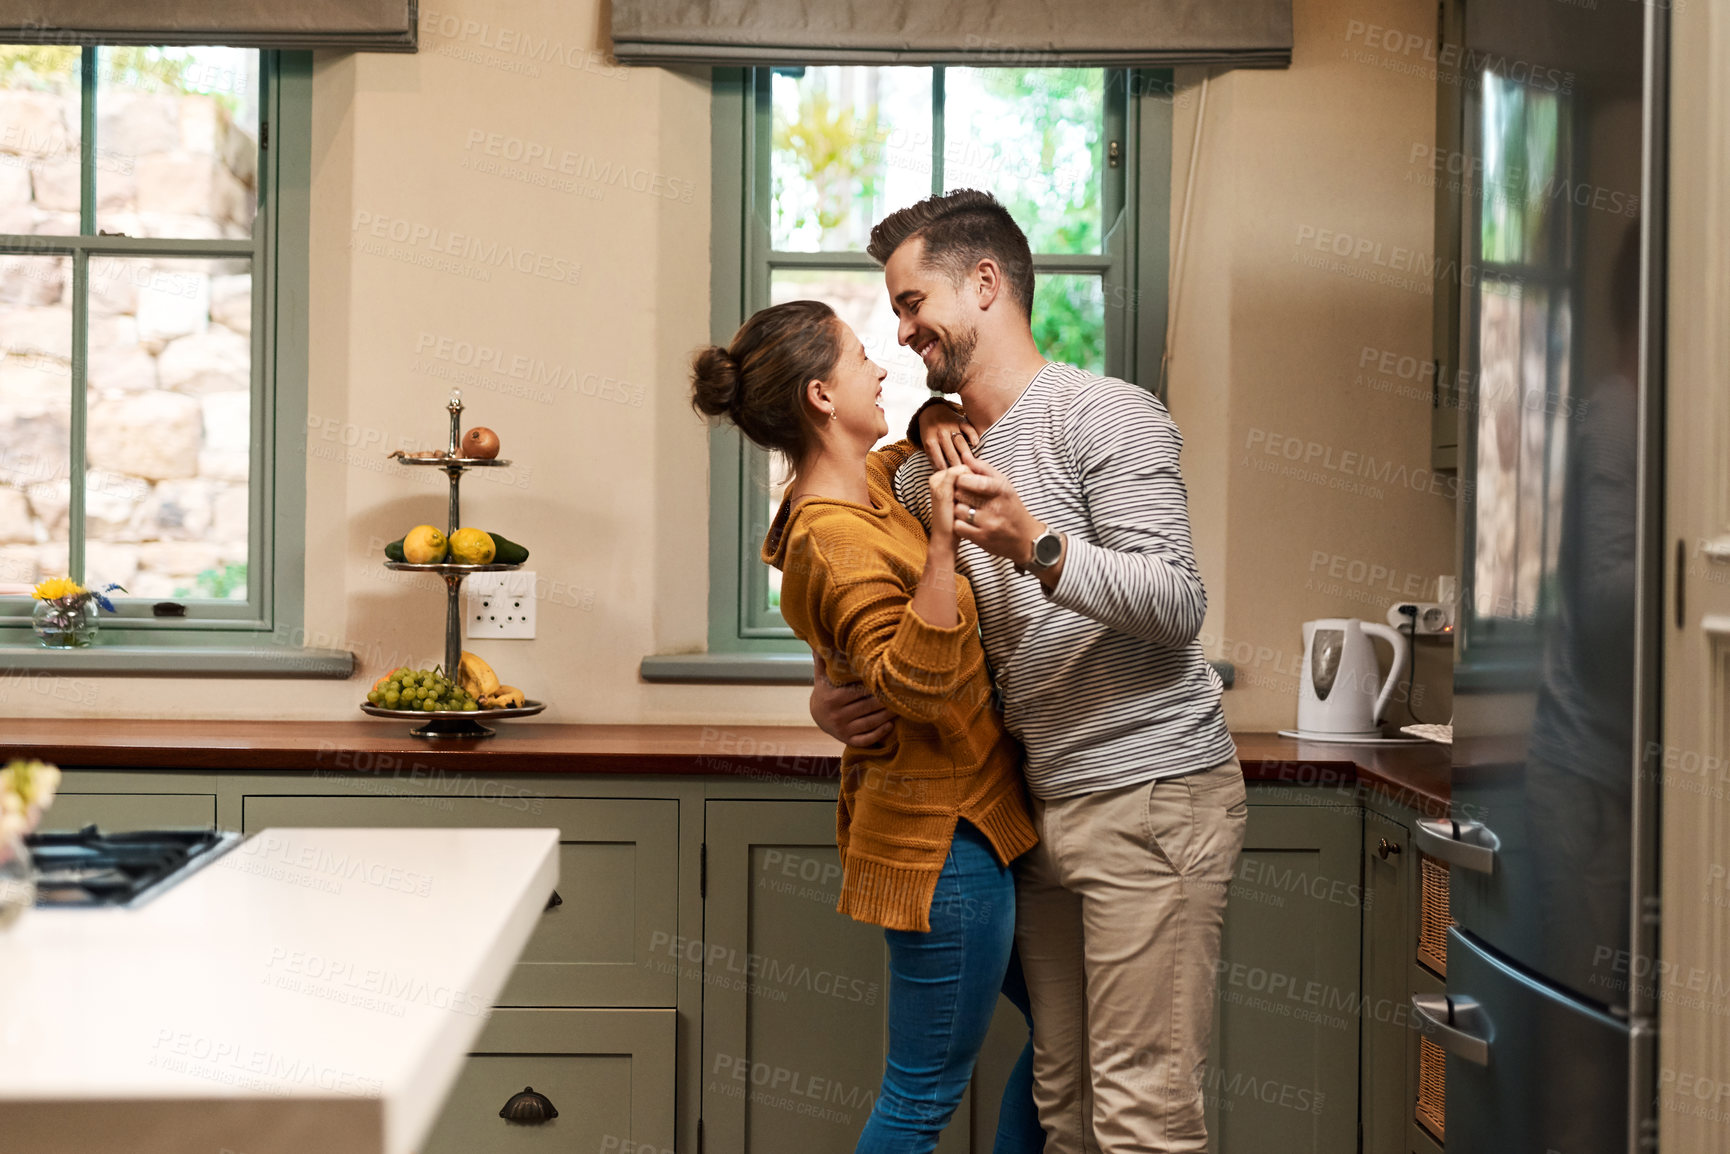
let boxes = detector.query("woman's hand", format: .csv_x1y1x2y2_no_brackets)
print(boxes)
926,465,969,549
916,402,979,470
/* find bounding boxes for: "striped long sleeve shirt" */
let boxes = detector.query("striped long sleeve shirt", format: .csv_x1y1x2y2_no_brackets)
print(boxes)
893,362,1236,800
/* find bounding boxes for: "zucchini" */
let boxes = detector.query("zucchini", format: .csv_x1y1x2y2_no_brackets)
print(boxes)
488,532,530,565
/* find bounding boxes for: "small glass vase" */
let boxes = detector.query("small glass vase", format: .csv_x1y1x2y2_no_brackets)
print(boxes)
0,833,34,931
32,598,98,648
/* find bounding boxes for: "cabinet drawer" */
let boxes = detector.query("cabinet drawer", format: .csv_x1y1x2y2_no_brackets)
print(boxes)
242,796,679,1007
42,793,216,832
425,1008,675,1154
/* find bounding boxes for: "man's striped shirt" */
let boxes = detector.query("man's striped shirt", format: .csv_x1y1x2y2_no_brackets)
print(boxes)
893,361,1235,800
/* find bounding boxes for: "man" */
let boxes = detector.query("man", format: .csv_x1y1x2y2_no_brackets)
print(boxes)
810,189,1246,1154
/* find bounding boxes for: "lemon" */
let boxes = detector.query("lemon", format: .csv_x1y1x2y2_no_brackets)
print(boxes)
449,527,496,565
403,524,448,564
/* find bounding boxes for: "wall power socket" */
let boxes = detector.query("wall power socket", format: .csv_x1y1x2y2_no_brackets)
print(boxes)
1387,601,1454,636
466,571,536,639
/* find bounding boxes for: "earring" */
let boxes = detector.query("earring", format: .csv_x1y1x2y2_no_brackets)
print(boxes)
829,410,837,422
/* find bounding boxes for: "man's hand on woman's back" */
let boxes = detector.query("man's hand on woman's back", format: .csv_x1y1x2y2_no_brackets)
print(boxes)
810,652,895,747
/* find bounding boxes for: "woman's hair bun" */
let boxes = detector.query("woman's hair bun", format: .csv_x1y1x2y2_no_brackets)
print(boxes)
690,345,741,418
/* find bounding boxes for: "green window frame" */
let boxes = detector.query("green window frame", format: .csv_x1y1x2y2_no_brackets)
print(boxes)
0,49,345,676
703,66,1174,659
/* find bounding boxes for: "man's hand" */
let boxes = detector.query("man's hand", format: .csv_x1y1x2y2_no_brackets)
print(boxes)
914,401,980,470
952,452,1045,569
810,653,894,747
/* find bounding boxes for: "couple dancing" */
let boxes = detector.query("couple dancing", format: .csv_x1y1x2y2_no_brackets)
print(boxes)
690,189,1246,1154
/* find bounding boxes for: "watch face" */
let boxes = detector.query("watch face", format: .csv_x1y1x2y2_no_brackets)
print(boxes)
1034,532,1063,566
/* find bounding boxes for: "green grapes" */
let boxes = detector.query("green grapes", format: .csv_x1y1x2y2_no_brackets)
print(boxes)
370,666,477,712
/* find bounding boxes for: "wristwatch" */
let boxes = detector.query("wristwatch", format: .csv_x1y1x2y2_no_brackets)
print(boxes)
1023,526,1065,575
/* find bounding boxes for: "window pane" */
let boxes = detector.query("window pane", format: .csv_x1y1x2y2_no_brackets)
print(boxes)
85,257,250,600
945,69,1104,254
0,46,82,235
96,47,260,240
1033,274,1106,374
0,253,71,591
771,67,933,252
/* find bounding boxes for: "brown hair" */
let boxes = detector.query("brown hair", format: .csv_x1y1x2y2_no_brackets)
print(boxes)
690,300,844,458
866,189,1035,319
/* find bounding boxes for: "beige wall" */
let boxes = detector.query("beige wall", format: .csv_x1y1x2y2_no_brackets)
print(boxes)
1169,0,1457,732
9,0,1455,729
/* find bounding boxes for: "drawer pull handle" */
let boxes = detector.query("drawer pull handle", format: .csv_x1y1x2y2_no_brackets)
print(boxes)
1410,993,1491,1066
544,889,563,912
1414,817,1498,874
1378,837,1402,860
500,1086,559,1124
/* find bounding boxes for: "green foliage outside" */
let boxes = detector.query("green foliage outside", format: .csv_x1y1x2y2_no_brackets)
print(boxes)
772,83,885,246
174,563,247,601
0,45,244,116
969,69,1106,373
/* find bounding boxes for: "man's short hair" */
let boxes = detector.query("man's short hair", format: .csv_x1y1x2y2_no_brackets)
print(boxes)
867,189,1035,319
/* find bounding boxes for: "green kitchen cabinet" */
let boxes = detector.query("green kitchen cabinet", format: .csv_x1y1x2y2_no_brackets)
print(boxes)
241,795,680,1007
41,793,216,832
1362,810,1417,1154
701,800,977,1154
1207,798,1362,1154
424,1008,675,1154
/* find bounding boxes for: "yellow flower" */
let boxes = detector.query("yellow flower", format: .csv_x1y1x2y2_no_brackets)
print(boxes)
32,577,85,601
0,759,60,819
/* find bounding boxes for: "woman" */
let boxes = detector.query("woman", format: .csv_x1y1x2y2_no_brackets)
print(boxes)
691,300,1042,1153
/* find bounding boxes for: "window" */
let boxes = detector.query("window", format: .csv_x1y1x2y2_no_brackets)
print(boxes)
705,66,1172,655
0,45,323,667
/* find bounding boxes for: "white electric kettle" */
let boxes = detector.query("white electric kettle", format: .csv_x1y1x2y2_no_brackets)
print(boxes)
1294,618,1410,738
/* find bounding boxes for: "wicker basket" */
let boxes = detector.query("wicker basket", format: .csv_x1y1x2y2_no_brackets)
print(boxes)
1418,855,1454,976
1417,1034,1448,1140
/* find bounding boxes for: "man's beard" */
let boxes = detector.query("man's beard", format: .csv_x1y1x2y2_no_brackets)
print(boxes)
925,326,978,394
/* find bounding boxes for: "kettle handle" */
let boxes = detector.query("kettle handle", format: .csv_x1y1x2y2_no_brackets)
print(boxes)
1359,622,1410,724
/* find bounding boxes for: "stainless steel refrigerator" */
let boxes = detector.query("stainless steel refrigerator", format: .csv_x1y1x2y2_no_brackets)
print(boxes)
1412,0,1665,1150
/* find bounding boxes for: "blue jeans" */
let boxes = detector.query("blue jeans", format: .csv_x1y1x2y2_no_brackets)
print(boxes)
857,821,1045,1154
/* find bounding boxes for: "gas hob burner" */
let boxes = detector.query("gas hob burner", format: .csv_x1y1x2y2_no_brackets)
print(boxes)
23,825,241,909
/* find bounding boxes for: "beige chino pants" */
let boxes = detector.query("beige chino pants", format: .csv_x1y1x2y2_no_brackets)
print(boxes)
1015,758,1247,1153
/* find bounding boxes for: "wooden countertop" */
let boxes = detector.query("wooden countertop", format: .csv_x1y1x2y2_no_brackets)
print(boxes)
1,720,1450,815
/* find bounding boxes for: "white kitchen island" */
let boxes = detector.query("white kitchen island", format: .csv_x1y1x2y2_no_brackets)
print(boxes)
0,826,559,1154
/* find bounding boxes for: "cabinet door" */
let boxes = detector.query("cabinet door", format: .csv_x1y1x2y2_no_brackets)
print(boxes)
41,793,215,832
1362,811,1415,1154
1208,801,1361,1154
242,796,678,1007
424,1008,674,1154
702,801,976,1154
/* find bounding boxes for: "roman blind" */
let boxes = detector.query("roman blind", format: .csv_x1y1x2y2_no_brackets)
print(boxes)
0,0,417,51
611,0,1291,68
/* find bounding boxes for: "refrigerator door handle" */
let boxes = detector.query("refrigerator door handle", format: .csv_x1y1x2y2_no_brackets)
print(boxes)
1414,816,1498,874
1411,993,1492,1066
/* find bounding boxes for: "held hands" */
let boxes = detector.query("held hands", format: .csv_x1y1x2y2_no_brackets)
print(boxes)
910,403,1044,568
925,464,971,551
950,453,1044,570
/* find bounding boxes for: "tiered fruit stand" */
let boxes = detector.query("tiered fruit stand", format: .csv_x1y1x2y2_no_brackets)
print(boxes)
360,390,546,739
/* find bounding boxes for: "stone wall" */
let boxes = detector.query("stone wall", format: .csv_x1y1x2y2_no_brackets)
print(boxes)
0,79,257,600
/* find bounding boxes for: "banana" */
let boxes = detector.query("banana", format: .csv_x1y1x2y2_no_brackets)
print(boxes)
481,684,526,709
458,650,500,699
